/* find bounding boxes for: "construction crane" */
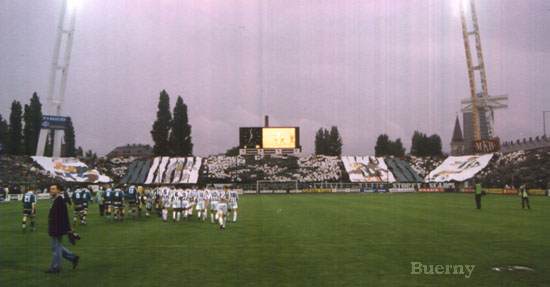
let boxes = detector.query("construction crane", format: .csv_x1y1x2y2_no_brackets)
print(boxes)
459,0,508,142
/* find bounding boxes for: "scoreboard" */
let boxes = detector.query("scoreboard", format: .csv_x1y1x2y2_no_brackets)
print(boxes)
239,127,301,152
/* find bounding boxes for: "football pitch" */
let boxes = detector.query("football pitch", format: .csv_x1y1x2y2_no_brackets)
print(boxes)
1,193,549,287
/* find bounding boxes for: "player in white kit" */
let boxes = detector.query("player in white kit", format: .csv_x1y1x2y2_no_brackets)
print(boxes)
180,188,189,219
227,188,239,222
196,187,209,221
188,186,198,218
209,187,220,224
161,187,171,222
216,187,228,229
172,188,183,222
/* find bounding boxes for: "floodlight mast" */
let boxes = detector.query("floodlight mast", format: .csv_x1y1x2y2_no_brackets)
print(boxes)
36,0,77,157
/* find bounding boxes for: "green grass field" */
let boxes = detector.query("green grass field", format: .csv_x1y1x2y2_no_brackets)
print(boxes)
1,193,549,287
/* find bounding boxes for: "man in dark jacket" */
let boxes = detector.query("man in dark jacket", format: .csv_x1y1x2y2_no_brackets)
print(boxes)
46,184,80,274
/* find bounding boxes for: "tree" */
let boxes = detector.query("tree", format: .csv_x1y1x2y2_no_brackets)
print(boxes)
63,117,76,157
428,134,442,156
44,132,53,157
29,93,42,153
225,146,240,156
0,114,8,154
391,138,406,157
375,134,390,157
375,134,405,157
411,130,442,157
314,128,327,155
151,90,172,156
23,104,33,155
76,146,84,157
327,126,343,156
315,126,343,156
169,96,193,156
7,101,24,155
22,93,42,155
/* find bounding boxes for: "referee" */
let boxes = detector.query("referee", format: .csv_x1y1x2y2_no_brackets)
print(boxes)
45,184,80,274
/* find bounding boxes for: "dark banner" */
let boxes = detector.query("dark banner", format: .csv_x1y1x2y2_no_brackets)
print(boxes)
41,115,68,130
472,138,500,153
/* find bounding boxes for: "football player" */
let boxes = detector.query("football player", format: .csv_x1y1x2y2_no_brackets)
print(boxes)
22,186,37,233
81,186,93,225
161,186,171,222
227,187,239,222
127,185,139,219
196,186,209,221
103,186,114,221
172,188,183,222
181,188,191,220
209,187,220,224
154,187,162,217
188,186,198,218
137,186,144,217
144,188,153,217
216,187,229,229
112,187,125,221
71,188,84,227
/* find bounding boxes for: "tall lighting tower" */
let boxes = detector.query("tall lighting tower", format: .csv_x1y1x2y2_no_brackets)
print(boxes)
459,0,508,146
36,0,78,157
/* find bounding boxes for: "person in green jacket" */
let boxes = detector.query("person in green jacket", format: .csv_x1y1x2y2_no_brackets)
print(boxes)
474,180,482,209
96,187,105,216
519,184,531,210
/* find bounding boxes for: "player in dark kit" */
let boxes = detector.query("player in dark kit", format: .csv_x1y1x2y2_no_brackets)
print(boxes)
103,187,114,221
22,187,37,233
112,188,125,221
126,185,139,219
71,188,85,227
81,187,93,225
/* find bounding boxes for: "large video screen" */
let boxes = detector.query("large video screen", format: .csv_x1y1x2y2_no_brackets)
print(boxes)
239,128,263,148
262,128,296,149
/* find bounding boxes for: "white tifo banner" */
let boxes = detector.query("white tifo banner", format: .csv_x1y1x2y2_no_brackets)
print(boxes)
31,156,111,183
426,154,493,182
341,156,396,183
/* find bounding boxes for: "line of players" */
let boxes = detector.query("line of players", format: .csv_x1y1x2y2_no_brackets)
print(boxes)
101,185,239,229
21,185,94,233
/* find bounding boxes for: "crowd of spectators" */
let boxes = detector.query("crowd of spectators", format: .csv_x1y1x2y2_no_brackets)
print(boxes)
406,156,445,178
479,150,550,189
0,155,56,192
201,155,343,183
3,149,550,189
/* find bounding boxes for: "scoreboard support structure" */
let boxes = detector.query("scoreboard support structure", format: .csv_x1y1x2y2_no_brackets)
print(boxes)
239,148,301,156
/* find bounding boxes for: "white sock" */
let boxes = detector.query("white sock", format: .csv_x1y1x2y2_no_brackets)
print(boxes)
219,215,223,225
173,212,176,220
233,212,237,222
177,212,180,221
211,212,214,223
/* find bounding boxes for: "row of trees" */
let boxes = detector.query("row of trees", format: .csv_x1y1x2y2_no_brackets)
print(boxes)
150,90,193,156
374,131,442,157
0,93,79,157
314,126,343,156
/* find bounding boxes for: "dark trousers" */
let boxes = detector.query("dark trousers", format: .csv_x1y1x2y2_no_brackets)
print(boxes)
522,197,530,209
99,204,105,216
475,194,482,209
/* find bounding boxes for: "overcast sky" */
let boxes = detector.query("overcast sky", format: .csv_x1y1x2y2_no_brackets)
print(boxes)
1,0,549,156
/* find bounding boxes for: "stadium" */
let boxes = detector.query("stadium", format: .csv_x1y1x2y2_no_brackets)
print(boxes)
1,1,550,286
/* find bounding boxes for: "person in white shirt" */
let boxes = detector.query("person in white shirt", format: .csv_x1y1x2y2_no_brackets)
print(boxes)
227,188,239,222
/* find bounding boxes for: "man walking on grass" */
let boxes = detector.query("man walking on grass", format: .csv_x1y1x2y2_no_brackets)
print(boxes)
46,184,80,274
